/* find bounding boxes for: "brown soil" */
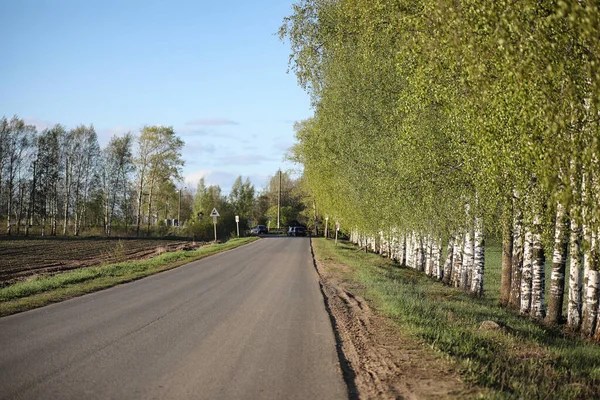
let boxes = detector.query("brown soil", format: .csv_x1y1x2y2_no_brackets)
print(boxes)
312,247,481,399
0,238,203,286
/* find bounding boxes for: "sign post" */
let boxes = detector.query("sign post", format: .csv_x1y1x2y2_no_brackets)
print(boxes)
235,215,240,237
325,215,329,239
268,217,272,233
335,221,340,246
210,208,220,242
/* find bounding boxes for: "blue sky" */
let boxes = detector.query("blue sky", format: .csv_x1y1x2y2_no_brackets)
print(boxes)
0,0,311,193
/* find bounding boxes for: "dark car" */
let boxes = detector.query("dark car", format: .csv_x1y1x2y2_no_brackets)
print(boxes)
287,226,306,236
250,225,268,234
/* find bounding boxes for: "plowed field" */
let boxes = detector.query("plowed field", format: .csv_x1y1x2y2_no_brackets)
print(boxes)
0,238,202,286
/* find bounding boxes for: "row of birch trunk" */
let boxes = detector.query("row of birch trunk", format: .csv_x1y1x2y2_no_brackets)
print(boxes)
349,216,486,298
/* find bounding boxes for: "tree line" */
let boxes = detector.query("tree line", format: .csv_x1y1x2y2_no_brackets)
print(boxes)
0,116,186,237
281,0,600,339
0,116,308,240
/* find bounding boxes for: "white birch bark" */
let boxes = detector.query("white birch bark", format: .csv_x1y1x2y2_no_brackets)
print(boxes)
452,236,463,288
425,235,432,276
547,202,568,324
530,214,546,320
401,233,407,266
416,236,424,272
407,232,414,268
520,226,534,315
390,230,398,261
581,231,598,337
442,237,454,285
567,213,583,328
405,232,412,267
582,268,599,337
471,216,485,296
461,230,473,291
435,239,443,280
582,173,591,319
509,202,523,308
412,232,419,269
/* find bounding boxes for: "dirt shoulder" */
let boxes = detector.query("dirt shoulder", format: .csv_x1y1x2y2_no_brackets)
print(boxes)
311,240,481,399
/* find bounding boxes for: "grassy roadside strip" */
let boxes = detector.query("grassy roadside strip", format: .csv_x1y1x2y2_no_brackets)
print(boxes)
0,237,259,317
312,238,600,399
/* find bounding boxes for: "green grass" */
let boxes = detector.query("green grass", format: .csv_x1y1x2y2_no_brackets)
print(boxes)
313,238,600,399
0,237,259,317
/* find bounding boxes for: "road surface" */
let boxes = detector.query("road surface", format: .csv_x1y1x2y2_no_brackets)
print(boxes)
0,237,347,399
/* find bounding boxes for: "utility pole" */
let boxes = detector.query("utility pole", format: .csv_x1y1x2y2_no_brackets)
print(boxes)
277,169,281,229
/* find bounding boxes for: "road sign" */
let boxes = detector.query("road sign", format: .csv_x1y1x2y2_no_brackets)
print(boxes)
335,222,340,231
235,215,239,223
268,217,272,221
210,208,220,217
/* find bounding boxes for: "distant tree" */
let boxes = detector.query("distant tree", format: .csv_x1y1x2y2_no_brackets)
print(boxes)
35,125,63,235
3,117,35,235
134,126,184,236
229,176,255,219
68,125,100,236
102,133,133,236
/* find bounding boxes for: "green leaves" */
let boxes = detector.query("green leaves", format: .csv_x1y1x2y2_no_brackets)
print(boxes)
282,0,600,245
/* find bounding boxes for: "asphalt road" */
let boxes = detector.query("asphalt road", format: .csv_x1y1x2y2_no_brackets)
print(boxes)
0,237,347,400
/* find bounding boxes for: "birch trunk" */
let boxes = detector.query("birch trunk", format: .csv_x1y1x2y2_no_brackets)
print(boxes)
425,236,432,276
582,269,599,337
406,232,413,268
530,215,546,320
51,189,57,236
452,237,463,288
401,234,407,266
520,227,534,315
567,213,583,329
581,232,598,337
16,183,25,235
471,216,485,297
433,239,443,280
391,230,399,261
546,202,569,325
581,173,591,320
416,236,424,272
442,237,453,285
462,230,474,291
135,170,144,237
62,158,70,236
509,206,523,308
500,207,513,306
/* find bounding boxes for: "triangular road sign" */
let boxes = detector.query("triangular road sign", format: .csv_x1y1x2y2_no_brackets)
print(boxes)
210,208,220,217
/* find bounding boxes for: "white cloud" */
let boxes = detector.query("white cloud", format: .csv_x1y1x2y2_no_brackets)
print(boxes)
23,116,55,132
183,142,216,155
176,126,211,136
183,169,238,192
186,118,239,126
